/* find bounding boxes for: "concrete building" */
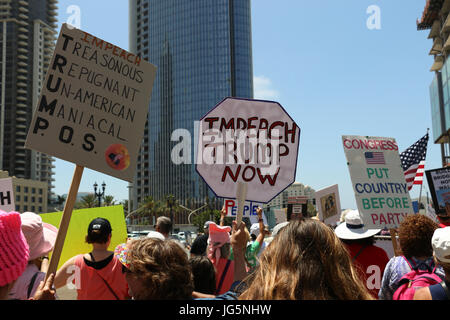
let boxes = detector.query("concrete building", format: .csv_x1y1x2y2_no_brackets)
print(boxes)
0,0,58,200
0,170,48,213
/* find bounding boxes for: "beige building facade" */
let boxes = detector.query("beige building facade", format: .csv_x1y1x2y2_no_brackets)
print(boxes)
0,170,48,213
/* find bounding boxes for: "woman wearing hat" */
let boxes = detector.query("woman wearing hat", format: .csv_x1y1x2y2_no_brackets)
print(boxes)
335,210,389,299
8,212,58,300
54,217,130,300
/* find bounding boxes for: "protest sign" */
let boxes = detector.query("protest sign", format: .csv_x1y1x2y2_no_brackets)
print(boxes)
425,167,450,216
342,135,414,229
24,24,157,278
41,205,127,270
196,97,300,204
223,198,264,218
25,23,157,181
274,208,287,224
0,178,14,212
315,184,341,226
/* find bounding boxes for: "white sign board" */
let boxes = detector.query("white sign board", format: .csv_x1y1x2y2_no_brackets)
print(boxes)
223,198,263,217
315,184,341,226
0,178,15,212
342,135,414,229
274,208,287,224
25,24,157,182
196,97,300,203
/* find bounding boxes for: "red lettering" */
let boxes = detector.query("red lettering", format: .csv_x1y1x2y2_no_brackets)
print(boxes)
284,122,297,143
204,117,219,129
371,214,379,225
269,121,283,139
225,200,235,213
221,165,241,182
257,167,280,186
81,31,90,43
242,166,255,181
343,139,353,149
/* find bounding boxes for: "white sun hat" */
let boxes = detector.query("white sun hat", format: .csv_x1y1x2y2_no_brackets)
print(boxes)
334,210,381,240
432,227,450,263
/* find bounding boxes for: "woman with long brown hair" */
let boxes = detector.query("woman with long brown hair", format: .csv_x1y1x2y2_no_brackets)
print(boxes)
239,219,373,300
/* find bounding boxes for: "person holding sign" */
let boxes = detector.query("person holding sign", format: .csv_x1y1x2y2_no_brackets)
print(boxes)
8,212,58,300
54,218,129,300
239,219,373,300
0,210,55,300
335,210,389,299
207,222,234,295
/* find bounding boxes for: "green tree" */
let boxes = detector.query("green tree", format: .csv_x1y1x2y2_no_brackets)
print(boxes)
136,196,156,225
56,194,66,210
103,195,116,207
192,208,221,232
80,194,97,208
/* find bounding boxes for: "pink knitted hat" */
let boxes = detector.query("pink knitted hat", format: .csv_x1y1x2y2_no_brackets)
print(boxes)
0,210,30,287
207,222,231,266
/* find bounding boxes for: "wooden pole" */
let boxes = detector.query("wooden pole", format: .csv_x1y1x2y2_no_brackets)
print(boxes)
236,182,248,228
45,165,84,280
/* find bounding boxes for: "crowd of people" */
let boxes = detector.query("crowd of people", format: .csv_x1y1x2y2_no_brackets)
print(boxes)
1,206,450,301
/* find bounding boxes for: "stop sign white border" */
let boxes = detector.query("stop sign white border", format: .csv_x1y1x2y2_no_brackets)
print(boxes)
195,97,300,203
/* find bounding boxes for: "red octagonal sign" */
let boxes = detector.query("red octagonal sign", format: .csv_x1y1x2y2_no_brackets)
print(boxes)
196,97,300,203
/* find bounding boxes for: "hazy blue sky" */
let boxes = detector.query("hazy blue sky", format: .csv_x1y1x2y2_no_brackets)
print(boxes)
54,0,438,209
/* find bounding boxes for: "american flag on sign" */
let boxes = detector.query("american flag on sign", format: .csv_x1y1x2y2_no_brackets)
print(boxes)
400,133,429,191
365,152,385,165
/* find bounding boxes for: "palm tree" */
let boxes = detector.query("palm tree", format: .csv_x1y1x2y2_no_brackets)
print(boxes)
56,194,66,210
136,196,156,225
80,194,97,208
103,195,116,207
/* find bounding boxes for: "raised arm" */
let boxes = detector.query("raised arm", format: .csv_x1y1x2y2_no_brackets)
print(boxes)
255,207,265,245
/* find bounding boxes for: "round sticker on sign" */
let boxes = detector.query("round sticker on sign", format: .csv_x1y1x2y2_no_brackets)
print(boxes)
105,144,130,171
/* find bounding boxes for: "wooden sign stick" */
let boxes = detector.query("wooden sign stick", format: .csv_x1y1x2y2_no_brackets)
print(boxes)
236,182,248,228
45,165,84,280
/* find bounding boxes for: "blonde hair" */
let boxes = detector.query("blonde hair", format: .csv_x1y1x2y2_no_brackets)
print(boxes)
239,219,373,300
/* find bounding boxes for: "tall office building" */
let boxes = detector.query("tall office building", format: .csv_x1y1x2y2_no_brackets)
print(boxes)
129,0,253,211
0,0,57,199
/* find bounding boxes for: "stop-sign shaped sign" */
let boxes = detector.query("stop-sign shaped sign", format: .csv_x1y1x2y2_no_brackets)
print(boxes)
196,97,300,203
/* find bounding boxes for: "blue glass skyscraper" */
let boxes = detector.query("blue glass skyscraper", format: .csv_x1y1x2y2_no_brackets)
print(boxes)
129,0,253,212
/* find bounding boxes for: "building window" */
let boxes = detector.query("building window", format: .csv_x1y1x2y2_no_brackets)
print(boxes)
16,186,20,192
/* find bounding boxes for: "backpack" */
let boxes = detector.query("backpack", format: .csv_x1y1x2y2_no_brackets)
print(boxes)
393,257,443,300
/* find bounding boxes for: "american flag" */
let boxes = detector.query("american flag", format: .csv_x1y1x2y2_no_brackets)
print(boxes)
400,133,429,191
365,152,385,165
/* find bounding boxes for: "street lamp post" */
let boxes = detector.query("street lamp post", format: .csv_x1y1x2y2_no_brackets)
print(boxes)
94,182,106,207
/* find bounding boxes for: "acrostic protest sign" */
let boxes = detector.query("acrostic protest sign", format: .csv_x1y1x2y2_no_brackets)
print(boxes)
342,135,414,229
425,167,450,216
0,178,14,212
24,24,157,279
196,97,300,204
315,184,341,226
25,23,157,182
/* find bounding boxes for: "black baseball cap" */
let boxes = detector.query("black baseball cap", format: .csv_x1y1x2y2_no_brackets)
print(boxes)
88,217,112,236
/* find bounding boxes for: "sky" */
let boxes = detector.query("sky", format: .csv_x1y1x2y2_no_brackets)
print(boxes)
54,0,439,210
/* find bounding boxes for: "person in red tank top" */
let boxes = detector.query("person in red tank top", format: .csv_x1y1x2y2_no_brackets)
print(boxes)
54,218,130,300
335,210,389,299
